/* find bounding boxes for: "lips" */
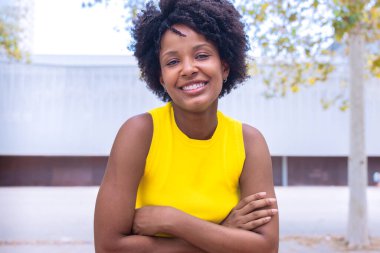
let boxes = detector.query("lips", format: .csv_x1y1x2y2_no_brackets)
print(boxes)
181,82,208,91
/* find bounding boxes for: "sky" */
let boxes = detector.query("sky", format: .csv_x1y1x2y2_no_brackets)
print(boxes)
29,0,337,57
32,0,131,55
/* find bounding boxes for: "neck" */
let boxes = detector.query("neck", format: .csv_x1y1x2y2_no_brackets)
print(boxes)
172,102,218,140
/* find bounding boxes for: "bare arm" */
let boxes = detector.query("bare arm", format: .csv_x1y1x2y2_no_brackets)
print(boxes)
132,124,279,253
238,124,279,252
94,114,206,253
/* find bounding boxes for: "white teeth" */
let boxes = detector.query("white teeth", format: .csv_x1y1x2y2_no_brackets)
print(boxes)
182,82,206,91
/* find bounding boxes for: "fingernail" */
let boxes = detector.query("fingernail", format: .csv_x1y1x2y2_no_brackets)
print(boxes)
271,209,278,215
269,198,277,203
258,192,267,197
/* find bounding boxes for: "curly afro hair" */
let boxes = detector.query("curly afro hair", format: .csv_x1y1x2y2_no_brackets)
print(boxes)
130,0,249,102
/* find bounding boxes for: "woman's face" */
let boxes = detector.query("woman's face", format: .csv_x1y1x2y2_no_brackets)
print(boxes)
159,24,229,113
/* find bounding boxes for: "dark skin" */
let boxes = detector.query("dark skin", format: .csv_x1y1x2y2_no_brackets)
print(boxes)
94,24,279,253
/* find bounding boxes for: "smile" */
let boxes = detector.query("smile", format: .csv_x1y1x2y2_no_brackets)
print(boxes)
181,82,208,91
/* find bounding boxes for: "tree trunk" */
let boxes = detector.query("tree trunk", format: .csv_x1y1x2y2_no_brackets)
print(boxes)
346,27,369,248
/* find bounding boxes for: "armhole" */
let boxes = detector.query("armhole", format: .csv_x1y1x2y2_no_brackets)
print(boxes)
221,113,246,163
238,122,246,162
239,123,251,184
235,121,246,184
145,111,158,176
223,116,246,190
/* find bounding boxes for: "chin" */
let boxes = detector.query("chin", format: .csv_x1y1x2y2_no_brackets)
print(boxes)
180,99,218,113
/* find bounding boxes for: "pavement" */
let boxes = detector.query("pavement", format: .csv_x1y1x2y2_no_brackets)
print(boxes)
0,186,379,253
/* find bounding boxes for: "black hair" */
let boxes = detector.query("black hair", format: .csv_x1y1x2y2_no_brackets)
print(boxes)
130,0,249,102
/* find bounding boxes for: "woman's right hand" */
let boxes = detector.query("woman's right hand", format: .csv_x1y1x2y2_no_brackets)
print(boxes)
221,192,277,231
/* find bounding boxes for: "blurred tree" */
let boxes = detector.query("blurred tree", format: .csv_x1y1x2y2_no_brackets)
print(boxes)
0,1,27,61
84,0,380,248
239,0,379,249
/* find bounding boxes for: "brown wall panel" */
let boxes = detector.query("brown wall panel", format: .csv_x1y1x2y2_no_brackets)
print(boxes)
0,156,107,186
1,156,379,186
288,157,348,186
271,156,282,186
369,157,380,186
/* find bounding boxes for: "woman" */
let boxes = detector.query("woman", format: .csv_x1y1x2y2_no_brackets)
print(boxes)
94,0,279,252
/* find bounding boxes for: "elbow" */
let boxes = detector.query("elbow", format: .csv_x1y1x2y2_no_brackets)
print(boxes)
259,235,279,253
249,221,279,253
94,234,118,253
264,244,278,253
94,237,133,253
246,233,278,253
95,245,132,253
94,242,119,253
95,234,149,253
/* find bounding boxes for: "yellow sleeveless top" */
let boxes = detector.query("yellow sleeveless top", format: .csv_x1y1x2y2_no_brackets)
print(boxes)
136,102,245,224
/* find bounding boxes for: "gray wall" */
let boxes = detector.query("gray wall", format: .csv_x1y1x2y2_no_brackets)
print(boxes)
1,55,379,156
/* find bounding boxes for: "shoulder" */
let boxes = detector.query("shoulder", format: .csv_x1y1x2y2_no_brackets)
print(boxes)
242,123,268,150
119,113,153,137
240,123,271,178
111,113,153,159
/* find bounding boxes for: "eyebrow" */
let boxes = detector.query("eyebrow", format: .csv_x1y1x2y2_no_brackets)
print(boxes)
161,43,213,58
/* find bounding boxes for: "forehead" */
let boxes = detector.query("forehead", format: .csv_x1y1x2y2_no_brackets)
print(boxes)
159,24,216,55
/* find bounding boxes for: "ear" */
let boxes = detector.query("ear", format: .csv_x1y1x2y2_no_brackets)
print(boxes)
222,61,230,81
159,76,165,87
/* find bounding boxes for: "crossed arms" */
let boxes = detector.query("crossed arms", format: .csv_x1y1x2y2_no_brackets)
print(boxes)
94,114,279,253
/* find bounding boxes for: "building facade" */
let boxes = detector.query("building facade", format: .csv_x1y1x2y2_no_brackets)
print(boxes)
1,55,380,186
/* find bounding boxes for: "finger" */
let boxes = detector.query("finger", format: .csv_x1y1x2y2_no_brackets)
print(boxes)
132,224,139,235
241,216,272,231
235,192,267,210
239,198,276,215
242,208,278,223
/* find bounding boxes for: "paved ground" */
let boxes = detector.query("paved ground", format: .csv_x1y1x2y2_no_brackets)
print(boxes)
0,186,379,252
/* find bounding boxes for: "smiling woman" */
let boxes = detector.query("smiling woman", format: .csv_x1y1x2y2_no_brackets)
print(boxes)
94,1,279,253
32,0,130,55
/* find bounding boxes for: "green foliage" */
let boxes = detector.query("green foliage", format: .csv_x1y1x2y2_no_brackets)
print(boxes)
239,0,379,110
86,0,380,109
0,19,21,60
239,0,338,101
0,4,27,61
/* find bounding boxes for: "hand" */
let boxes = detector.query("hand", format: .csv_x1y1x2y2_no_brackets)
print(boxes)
132,206,175,236
221,192,277,231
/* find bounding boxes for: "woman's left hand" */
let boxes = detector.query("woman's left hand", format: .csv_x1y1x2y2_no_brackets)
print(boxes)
132,206,175,236
221,192,277,231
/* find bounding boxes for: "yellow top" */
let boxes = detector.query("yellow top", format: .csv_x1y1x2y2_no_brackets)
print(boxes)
136,102,245,224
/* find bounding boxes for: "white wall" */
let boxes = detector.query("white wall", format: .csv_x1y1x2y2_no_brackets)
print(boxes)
0,55,379,156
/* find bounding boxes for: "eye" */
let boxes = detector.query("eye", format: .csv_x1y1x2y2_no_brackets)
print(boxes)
166,59,179,66
196,54,210,60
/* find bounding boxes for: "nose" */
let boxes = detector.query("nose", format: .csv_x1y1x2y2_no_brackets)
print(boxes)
181,57,197,78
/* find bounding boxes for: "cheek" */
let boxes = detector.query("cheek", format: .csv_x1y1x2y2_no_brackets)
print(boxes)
160,69,169,85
